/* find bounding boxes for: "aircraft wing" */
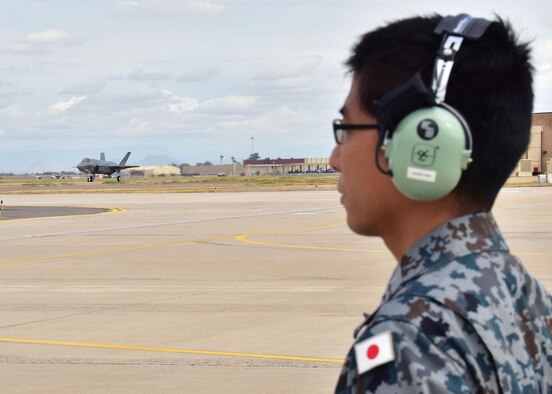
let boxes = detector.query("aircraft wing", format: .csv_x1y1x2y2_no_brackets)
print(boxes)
96,165,139,171
93,165,139,175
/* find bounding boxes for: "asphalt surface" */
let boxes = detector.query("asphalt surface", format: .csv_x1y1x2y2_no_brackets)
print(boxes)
0,206,109,220
0,189,551,393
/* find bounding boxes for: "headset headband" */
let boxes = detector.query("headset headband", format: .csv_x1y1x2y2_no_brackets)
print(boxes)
374,14,492,135
432,14,492,103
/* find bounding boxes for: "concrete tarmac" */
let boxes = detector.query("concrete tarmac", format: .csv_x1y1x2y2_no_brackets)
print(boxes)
0,188,551,393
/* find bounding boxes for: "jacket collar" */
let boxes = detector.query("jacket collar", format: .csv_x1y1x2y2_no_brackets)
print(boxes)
383,212,509,302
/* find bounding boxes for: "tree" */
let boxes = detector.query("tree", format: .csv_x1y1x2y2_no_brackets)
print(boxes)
220,155,224,165
248,152,260,161
203,161,213,166
179,163,190,172
231,156,237,164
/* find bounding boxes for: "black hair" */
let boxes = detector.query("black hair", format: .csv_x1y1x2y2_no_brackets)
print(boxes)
347,15,534,210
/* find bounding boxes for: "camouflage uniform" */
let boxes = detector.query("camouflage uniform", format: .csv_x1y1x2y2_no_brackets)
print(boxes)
335,212,552,393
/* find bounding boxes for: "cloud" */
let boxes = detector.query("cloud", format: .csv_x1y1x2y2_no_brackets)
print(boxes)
0,29,81,55
0,104,25,118
60,81,106,95
168,98,200,114
114,1,227,17
0,91,21,101
254,56,322,80
26,29,69,45
161,89,200,114
0,42,43,54
200,96,258,112
258,76,314,91
127,69,172,81
100,86,162,107
534,40,552,89
251,56,323,92
177,68,219,82
217,106,314,131
161,90,257,115
536,64,552,88
48,96,86,114
2,85,286,144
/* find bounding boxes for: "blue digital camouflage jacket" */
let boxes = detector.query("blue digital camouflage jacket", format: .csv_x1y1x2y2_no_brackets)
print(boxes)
335,212,552,393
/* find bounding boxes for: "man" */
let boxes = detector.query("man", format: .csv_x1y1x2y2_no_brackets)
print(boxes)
330,14,552,393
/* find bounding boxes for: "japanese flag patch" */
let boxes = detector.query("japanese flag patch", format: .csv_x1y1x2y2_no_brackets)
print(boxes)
354,330,395,375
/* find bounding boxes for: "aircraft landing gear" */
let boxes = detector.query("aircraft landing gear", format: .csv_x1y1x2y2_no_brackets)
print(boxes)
117,175,121,182
87,175,95,182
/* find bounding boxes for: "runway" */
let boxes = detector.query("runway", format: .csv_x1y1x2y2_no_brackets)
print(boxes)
0,188,551,393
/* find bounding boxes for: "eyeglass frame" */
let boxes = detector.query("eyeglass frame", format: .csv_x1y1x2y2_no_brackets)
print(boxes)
332,119,379,145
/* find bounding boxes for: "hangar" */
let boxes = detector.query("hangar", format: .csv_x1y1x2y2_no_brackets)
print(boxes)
243,158,331,176
123,165,181,178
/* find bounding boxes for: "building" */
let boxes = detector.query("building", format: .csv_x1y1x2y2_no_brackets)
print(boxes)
513,112,552,178
123,165,181,177
180,164,245,176
528,112,552,174
243,158,331,176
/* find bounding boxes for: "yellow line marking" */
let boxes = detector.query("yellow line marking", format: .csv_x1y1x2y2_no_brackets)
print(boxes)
235,223,388,253
1,215,549,264
0,221,353,265
235,234,387,253
0,337,343,364
0,221,364,265
0,206,126,222
0,222,344,265
236,233,552,256
236,222,552,256
249,222,344,235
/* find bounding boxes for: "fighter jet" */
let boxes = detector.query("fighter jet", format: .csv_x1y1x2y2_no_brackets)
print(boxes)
76,152,139,182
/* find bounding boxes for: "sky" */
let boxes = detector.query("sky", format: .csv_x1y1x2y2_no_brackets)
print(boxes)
1,0,551,173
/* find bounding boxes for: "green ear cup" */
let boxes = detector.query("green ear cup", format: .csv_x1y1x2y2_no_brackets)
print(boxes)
383,106,471,201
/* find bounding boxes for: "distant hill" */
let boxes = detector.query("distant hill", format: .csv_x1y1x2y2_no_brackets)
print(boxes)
25,159,65,174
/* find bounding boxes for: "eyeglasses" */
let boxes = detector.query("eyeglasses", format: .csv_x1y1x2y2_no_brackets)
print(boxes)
332,119,379,145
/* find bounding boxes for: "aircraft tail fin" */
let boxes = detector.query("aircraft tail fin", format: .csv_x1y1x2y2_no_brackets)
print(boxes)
119,152,132,165
100,152,106,161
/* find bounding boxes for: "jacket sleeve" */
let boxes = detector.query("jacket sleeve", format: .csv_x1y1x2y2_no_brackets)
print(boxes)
335,313,499,393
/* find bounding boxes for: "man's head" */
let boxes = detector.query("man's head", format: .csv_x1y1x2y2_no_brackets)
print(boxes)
331,14,533,235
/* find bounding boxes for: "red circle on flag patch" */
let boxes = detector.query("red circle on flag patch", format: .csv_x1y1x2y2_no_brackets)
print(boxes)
367,344,379,360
